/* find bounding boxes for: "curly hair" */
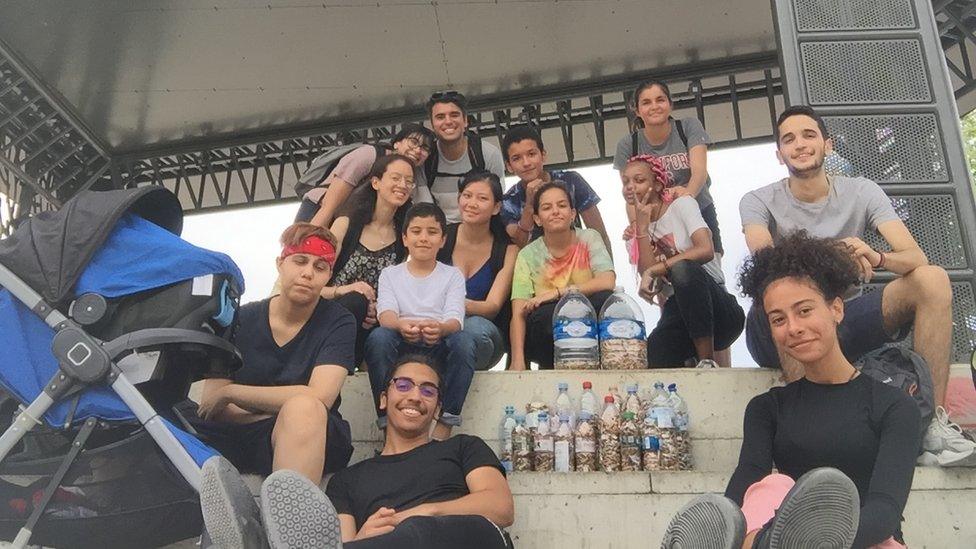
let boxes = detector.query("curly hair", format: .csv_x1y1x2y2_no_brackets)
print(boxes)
738,231,861,302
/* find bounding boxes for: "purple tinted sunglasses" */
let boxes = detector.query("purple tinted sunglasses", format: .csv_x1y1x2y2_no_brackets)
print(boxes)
390,377,440,399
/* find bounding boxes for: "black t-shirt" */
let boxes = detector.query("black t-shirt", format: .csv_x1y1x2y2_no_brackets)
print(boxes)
325,435,504,529
725,375,920,548
232,297,356,409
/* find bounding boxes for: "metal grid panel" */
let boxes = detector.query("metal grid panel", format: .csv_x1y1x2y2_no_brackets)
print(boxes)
823,113,948,183
800,39,932,104
862,194,967,268
864,281,976,362
795,0,917,31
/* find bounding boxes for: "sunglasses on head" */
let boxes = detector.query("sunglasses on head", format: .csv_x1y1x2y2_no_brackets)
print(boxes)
390,376,440,399
429,90,464,102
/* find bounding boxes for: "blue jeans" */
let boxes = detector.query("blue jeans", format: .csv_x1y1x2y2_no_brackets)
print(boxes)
463,316,505,371
364,326,476,427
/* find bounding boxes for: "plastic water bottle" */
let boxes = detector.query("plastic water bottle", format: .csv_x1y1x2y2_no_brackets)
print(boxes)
599,395,621,472
580,381,599,417
620,411,642,471
623,384,642,416
553,382,575,430
668,383,693,470
534,411,554,471
574,411,598,472
642,408,661,471
526,387,549,431
651,395,679,471
499,405,517,472
608,385,624,410
650,382,668,407
553,287,600,369
512,414,533,472
598,286,647,370
554,414,574,473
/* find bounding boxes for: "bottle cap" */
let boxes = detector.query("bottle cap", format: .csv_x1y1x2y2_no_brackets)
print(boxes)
583,381,592,389
667,383,677,392
654,381,665,388
558,382,569,391
538,411,549,420
559,413,569,422
515,414,525,423
579,411,592,421
505,405,515,413
622,411,634,420
604,395,615,403
626,384,638,393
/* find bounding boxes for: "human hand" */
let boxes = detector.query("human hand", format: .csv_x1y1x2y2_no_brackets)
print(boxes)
524,178,546,203
840,237,880,282
392,503,437,525
622,222,637,241
354,507,398,540
419,320,443,346
399,319,423,344
665,186,691,200
523,290,559,315
339,281,376,301
638,269,663,304
363,300,378,329
197,385,231,421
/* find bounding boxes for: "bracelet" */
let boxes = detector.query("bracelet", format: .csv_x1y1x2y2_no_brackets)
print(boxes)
635,233,650,241
875,252,886,270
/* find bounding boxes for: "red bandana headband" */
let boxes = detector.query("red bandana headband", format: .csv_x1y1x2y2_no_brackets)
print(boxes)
280,236,336,265
627,154,672,191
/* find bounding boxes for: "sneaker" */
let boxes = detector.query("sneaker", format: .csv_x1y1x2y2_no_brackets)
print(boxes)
696,359,719,369
754,468,859,549
200,456,269,549
660,493,745,549
261,470,343,549
919,406,976,467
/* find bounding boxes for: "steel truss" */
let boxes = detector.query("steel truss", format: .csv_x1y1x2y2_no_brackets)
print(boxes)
935,0,976,101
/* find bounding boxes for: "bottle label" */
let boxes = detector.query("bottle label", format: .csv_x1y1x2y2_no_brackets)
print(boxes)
642,435,660,451
554,440,570,471
575,438,596,453
621,434,640,448
654,408,674,429
598,318,646,340
535,438,554,452
554,319,597,341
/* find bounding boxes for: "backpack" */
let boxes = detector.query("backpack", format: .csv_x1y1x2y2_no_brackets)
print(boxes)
630,117,687,157
423,131,487,195
293,143,389,199
855,345,935,438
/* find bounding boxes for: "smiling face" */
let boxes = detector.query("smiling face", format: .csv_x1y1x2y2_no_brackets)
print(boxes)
621,161,660,204
505,138,547,183
458,179,501,225
636,84,672,127
403,214,445,262
380,361,442,435
429,101,468,144
392,133,432,167
372,158,414,207
533,186,575,234
763,276,845,365
775,114,834,178
276,253,331,305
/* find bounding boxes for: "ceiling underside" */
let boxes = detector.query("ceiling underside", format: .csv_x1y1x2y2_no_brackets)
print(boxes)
0,0,776,153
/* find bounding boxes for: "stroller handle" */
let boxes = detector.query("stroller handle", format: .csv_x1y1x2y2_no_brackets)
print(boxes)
104,327,243,377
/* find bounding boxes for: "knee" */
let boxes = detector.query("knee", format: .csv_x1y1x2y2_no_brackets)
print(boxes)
447,331,478,359
905,265,951,303
667,260,698,288
277,395,328,433
366,326,400,348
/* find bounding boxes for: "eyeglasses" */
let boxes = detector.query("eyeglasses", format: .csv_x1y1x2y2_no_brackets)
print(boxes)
390,376,440,399
405,136,432,153
388,172,416,190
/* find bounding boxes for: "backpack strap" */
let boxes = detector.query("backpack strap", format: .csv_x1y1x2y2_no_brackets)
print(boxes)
423,149,438,189
631,131,638,158
488,232,508,275
438,223,460,264
674,118,688,148
467,131,486,170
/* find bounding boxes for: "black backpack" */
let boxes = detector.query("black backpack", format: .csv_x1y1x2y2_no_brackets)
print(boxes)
855,346,935,438
293,143,389,199
423,131,487,197
630,117,687,157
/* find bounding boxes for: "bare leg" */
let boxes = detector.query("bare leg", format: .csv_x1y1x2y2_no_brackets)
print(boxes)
742,530,759,549
880,266,952,407
271,394,328,484
714,348,732,368
692,335,715,361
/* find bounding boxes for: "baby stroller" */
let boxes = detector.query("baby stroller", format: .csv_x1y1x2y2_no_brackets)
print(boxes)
0,187,244,548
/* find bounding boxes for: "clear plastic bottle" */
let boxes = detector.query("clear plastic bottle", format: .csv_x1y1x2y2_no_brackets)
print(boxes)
554,414,574,473
623,384,642,416
498,405,517,472
512,414,533,472
668,383,692,470
598,395,621,472
619,411,642,471
533,411,554,472
580,381,599,418
655,403,680,471
608,385,624,411
574,411,598,472
553,382,575,430
525,387,549,431
641,408,661,471
598,286,647,369
553,287,600,369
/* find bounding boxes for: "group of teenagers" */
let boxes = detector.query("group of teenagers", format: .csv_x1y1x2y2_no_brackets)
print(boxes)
187,83,975,549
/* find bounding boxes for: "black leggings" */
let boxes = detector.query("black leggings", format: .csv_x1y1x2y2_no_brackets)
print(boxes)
345,515,512,549
523,290,613,369
334,291,371,367
646,260,744,367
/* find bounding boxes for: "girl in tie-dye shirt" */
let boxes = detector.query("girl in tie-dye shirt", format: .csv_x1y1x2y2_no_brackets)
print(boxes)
509,182,616,370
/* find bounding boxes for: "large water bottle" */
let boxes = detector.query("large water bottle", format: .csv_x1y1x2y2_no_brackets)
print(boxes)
499,405,518,472
598,286,647,370
553,287,600,369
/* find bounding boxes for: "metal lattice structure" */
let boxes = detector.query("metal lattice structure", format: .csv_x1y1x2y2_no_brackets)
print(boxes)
774,0,976,361
936,0,976,109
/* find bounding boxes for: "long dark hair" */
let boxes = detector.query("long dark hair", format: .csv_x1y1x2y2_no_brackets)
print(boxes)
332,154,413,274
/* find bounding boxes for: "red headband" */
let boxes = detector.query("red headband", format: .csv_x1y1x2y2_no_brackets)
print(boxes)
280,235,336,265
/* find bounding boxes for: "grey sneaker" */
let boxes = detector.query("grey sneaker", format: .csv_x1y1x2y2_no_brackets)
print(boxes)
200,456,268,549
696,359,719,369
919,406,976,467
754,468,859,549
660,493,745,549
261,470,343,549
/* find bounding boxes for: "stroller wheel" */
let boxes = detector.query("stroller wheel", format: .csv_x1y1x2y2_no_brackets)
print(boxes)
200,456,268,549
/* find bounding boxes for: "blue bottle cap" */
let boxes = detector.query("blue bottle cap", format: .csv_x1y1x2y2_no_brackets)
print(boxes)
557,382,569,391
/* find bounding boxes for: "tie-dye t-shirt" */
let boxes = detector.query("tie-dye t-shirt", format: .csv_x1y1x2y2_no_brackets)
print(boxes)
511,228,615,300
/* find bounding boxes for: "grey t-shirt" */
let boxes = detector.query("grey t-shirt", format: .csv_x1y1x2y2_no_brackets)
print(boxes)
429,139,506,223
739,176,900,242
613,117,714,209
303,144,431,205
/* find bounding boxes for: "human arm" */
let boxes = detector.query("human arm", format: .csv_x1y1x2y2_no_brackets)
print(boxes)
420,266,466,344
509,299,529,371
393,466,515,528
642,227,714,280
196,378,271,424
580,205,612,258
840,220,926,277
739,190,775,253
851,392,920,548
310,176,356,228
724,394,776,505
308,146,377,228
319,217,378,301
466,245,517,319
743,224,774,254
206,364,349,417
671,144,708,198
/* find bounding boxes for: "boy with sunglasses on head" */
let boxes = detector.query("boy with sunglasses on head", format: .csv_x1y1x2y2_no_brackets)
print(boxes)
363,202,478,440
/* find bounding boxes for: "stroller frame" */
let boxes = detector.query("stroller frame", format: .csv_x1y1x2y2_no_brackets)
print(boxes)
0,260,232,548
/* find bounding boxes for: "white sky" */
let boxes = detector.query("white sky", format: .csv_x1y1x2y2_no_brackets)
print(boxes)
181,142,789,367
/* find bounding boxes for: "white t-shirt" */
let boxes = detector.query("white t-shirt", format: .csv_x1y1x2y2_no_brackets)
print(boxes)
376,261,466,326
646,196,724,284
429,139,506,223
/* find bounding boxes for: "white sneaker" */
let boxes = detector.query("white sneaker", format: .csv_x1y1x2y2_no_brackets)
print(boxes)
919,407,976,467
695,359,719,369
